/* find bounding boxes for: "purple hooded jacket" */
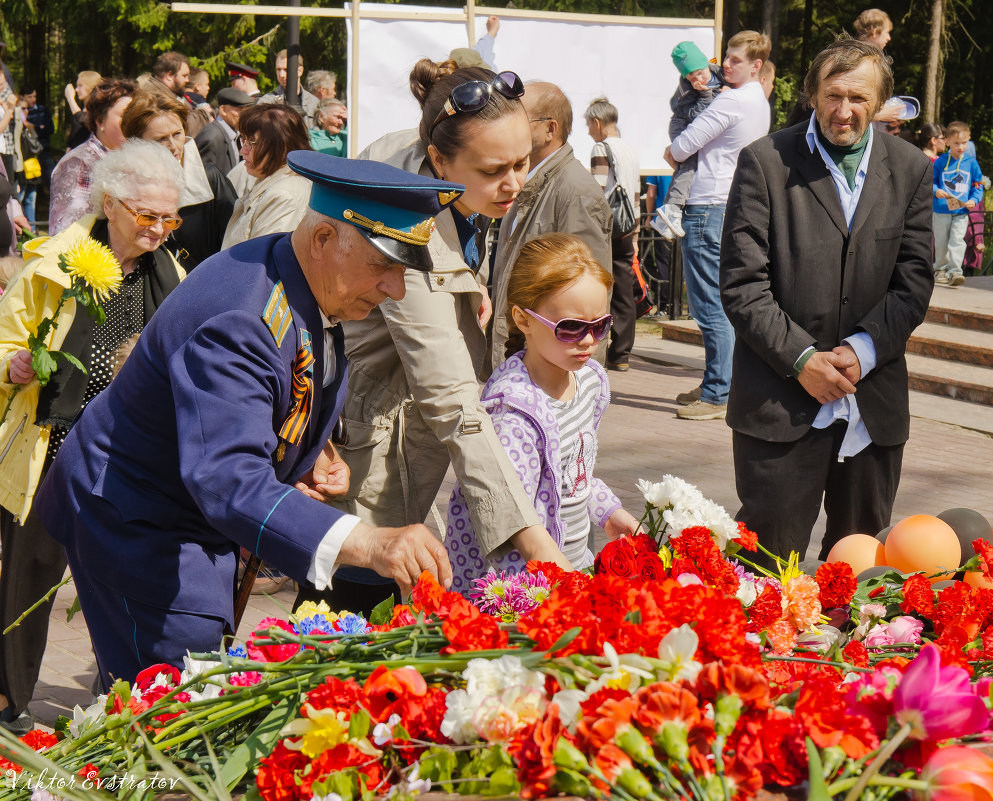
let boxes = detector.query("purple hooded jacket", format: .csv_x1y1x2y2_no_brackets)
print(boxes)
445,351,621,594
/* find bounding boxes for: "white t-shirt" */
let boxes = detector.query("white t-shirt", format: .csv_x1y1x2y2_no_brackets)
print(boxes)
669,80,770,205
549,366,600,569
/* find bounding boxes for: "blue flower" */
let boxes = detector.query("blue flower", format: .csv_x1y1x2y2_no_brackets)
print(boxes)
334,613,370,636
227,644,248,658
296,614,335,636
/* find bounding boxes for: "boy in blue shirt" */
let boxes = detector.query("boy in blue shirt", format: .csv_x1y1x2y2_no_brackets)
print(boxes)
654,41,724,240
933,120,984,286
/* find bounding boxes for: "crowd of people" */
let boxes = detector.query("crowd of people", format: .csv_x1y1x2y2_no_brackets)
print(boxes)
0,6,980,733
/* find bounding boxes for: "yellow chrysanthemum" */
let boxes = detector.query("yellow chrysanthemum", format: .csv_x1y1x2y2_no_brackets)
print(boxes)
61,237,122,302
291,599,336,624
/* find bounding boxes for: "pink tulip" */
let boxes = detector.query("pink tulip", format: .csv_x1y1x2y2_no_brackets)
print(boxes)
917,745,993,800
888,615,924,645
895,645,990,741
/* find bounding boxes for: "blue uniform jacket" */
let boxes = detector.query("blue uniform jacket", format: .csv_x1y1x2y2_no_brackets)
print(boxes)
37,233,348,626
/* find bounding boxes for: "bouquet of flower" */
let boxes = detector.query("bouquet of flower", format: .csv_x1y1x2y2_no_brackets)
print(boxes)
0,235,122,426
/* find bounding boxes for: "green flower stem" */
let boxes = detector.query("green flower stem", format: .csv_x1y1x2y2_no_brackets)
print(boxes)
829,774,928,795
763,653,873,673
837,722,913,801
2,574,73,634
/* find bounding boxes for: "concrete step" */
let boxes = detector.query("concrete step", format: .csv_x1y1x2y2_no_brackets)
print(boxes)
906,352,993,406
632,327,993,436
641,317,993,408
926,304,993,333
907,321,993,368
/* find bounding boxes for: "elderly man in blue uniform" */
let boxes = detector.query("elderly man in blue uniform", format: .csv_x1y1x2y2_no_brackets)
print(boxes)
37,153,462,688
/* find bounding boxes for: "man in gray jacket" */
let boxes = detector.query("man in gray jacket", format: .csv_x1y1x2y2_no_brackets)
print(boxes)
489,82,613,371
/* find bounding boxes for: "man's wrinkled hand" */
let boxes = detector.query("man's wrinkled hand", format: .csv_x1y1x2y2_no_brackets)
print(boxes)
798,350,857,404
831,344,862,385
294,441,349,501
341,522,452,596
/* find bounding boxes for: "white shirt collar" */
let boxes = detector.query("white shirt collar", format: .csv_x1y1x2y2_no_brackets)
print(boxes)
218,117,238,141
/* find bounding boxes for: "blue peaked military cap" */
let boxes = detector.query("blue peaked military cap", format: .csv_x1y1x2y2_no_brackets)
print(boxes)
287,151,465,272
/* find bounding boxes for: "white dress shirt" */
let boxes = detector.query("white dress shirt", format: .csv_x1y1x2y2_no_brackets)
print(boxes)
669,80,770,205
803,113,878,460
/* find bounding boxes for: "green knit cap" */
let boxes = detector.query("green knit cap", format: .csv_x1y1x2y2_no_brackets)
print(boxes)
671,41,710,77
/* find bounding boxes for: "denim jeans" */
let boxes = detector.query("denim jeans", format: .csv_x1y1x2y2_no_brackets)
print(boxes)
680,203,733,405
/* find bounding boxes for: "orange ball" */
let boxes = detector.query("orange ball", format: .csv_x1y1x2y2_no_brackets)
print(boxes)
884,514,962,581
826,534,886,575
964,571,993,590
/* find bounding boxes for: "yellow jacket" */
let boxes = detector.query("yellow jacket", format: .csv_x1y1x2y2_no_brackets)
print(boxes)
0,216,184,519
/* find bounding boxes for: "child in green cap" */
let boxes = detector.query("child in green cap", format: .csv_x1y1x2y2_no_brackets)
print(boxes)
652,41,725,240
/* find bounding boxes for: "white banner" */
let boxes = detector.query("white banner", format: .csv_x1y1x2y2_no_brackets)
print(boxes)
347,4,714,174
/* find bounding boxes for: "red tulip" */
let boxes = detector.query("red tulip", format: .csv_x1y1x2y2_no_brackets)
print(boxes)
917,746,993,800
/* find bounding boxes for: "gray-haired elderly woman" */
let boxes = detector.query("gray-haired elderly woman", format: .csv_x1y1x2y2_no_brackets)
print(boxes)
0,138,185,734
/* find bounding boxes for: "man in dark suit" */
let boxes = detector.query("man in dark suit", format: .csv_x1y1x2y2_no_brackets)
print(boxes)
37,154,462,687
720,38,933,562
195,87,255,175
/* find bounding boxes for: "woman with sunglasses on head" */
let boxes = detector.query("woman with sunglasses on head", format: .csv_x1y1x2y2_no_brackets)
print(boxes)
122,90,237,271
294,59,566,614
221,103,311,249
0,139,184,734
446,234,640,591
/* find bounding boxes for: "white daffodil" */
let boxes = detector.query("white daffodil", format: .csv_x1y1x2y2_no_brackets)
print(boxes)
656,624,703,682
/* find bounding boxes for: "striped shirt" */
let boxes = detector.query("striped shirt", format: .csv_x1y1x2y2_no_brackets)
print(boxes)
549,366,600,568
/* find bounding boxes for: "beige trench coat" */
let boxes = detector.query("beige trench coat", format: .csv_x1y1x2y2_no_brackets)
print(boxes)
220,165,310,249
334,136,541,558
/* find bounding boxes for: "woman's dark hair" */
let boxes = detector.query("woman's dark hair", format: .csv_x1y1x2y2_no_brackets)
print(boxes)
237,103,311,178
120,89,190,139
410,58,525,158
85,78,138,131
917,122,944,149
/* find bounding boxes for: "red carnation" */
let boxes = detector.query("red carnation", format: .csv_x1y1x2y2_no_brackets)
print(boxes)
441,597,509,653
843,639,869,668
134,663,181,692
815,562,858,609
508,707,563,798
974,538,993,581
735,522,758,552
900,573,936,619
594,538,639,579
746,584,782,633
629,532,659,555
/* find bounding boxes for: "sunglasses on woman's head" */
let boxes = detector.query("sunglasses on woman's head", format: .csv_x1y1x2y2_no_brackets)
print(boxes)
524,309,613,343
429,71,525,137
117,198,183,230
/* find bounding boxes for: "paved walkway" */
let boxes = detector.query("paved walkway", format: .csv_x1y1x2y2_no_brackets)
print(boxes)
27,330,993,729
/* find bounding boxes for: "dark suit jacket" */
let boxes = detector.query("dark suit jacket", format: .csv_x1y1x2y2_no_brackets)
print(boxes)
720,122,934,446
37,234,349,627
195,120,238,176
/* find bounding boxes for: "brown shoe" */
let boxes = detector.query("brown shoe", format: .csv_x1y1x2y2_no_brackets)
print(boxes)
251,575,291,594
676,385,703,405
676,399,727,420
607,361,630,372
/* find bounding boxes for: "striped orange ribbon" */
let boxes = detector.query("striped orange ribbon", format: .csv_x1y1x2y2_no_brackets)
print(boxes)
277,330,314,459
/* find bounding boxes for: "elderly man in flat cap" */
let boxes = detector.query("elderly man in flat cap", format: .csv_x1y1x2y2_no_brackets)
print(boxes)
37,153,463,688
195,87,255,175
